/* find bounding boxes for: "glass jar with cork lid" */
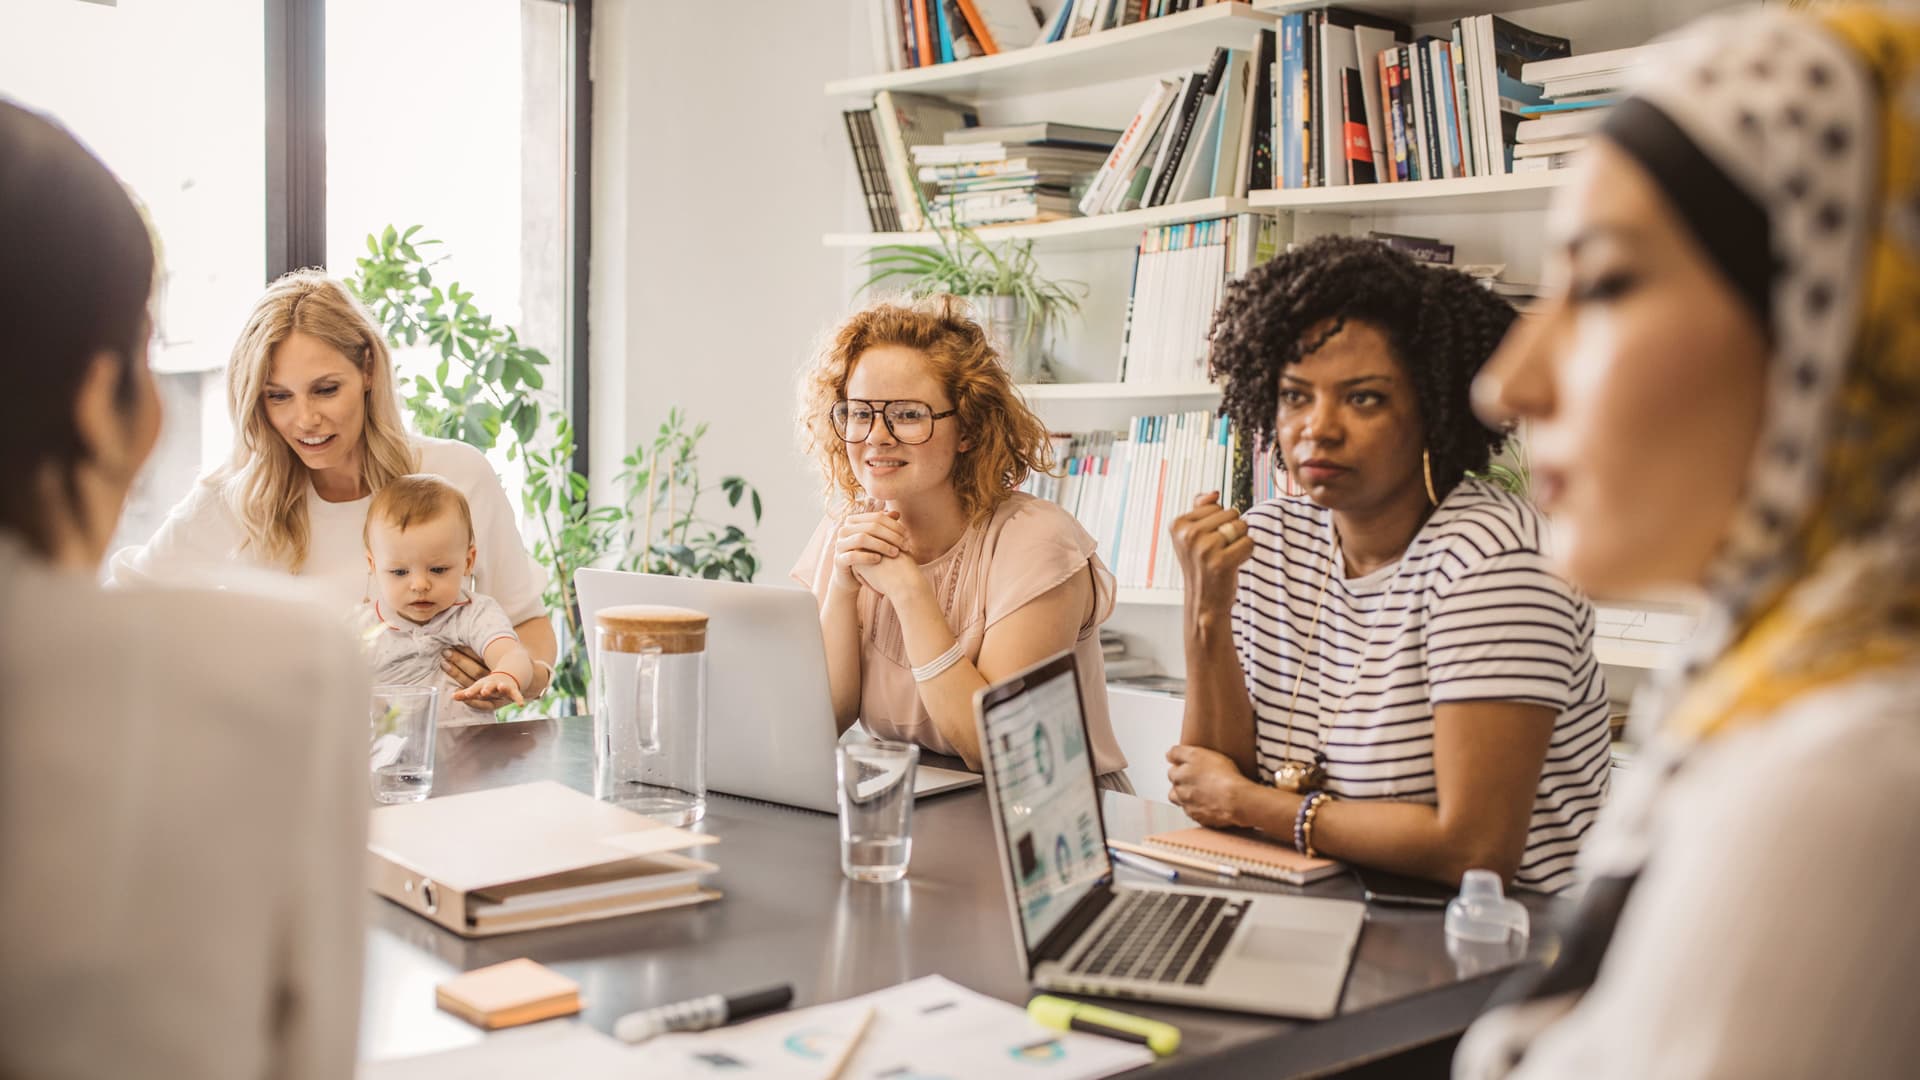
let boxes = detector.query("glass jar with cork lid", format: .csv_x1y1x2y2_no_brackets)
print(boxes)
592,604,709,825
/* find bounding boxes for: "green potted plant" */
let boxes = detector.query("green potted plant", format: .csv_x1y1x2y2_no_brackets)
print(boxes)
350,226,763,712
856,222,1084,382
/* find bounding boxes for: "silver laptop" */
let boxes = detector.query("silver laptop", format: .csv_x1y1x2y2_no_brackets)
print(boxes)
575,569,982,813
974,651,1366,1019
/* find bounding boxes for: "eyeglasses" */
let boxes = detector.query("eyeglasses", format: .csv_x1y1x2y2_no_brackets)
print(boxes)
830,399,956,445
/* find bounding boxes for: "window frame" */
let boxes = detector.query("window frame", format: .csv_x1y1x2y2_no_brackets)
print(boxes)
263,0,592,476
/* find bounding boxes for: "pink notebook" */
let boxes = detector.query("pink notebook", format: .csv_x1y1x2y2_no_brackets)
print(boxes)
1144,827,1344,885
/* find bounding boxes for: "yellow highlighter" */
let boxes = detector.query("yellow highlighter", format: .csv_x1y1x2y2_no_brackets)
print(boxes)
1027,995,1182,1057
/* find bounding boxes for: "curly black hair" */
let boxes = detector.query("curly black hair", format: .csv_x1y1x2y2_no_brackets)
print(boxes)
1209,234,1516,499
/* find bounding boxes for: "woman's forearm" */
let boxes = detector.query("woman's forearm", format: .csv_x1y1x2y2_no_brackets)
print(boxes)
891,588,986,769
821,586,864,733
1233,785,1502,887
1182,608,1258,776
511,617,557,694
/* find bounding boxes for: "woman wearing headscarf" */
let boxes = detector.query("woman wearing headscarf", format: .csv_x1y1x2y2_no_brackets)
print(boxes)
1457,5,1920,1076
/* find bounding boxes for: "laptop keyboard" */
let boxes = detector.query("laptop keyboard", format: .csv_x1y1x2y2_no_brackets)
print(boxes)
1066,891,1247,986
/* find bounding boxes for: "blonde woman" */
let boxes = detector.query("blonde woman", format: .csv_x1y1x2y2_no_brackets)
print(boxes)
792,296,1130,787
111,271,557,701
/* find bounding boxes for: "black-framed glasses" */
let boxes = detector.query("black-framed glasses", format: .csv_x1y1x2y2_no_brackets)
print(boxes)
830,398,956,445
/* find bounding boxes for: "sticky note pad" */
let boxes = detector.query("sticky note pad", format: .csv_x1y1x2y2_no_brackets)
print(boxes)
436,958,582,1030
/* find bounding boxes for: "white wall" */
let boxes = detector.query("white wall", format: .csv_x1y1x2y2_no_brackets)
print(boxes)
590,0,867,577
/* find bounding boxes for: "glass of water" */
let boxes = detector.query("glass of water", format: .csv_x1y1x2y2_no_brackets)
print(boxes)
837,740,919,883
369,685,438,803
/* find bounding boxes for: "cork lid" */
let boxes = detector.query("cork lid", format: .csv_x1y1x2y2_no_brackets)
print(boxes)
595,604,708,655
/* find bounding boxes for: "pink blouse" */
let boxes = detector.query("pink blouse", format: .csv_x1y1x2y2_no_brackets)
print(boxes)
791,492,1129,777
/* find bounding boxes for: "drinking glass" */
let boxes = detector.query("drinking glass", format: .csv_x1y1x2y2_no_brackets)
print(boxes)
369,685,438,803
836,741,919,883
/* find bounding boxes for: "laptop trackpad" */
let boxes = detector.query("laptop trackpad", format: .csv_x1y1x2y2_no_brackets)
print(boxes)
1236,925,1352,967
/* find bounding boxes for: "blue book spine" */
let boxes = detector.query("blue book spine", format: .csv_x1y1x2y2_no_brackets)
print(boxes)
935,1,954,64
1280,15,1301,188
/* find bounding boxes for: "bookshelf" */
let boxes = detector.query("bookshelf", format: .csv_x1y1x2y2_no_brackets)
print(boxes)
824,195,1275,252
1116,588,1184,607
1019,381,1221,402
1253,0,1571,19
827,3,1279,101
1248,171,1570,215
834,0,1737,678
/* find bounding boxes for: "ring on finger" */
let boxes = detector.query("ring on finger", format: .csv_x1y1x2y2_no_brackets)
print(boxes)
1216,520,1242,541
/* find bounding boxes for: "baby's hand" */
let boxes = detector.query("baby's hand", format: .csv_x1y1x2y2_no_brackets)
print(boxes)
452,671,525,705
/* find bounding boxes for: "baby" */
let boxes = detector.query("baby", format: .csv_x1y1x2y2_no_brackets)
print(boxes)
357,474,533,723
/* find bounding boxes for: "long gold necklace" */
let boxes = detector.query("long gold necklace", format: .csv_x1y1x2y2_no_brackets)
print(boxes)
1273,550,1334,794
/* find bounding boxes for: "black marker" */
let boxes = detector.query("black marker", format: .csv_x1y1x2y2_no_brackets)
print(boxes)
614,983,795,1043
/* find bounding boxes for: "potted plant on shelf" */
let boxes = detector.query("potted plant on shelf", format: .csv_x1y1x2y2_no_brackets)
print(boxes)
856,221,1085,382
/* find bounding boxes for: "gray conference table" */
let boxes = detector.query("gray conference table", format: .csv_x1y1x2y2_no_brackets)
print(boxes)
360,716,1560,1077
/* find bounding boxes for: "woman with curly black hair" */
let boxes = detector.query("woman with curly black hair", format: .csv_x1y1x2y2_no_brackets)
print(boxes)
1163,235,1610,893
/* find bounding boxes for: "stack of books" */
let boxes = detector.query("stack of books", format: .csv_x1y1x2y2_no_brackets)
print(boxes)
868,1,1046,72
1099,629,1157,679
1081,37,1278,216
1271,7,1576,187
1024,411,1236,593
845,91,979,233
1511,45,1662,173
1119,214,1283,384
916,123,1117,227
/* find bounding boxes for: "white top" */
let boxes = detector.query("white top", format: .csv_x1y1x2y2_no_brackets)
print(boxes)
1233,480,1611,893
108,435,546,624
1454,669,1920,1079
356,592,519,726
0,535,368,1079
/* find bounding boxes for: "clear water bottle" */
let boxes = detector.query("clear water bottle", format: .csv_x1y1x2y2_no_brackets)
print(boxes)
1445,869,1530,978
593,604,708,825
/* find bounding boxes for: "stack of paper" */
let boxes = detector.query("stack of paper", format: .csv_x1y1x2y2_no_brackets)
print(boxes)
630,975,1154,1079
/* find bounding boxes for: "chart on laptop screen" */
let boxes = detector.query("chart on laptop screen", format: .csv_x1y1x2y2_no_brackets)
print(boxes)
982,669,1107,948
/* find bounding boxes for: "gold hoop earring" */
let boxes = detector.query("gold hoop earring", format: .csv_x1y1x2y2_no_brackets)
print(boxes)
1422,449,1438,506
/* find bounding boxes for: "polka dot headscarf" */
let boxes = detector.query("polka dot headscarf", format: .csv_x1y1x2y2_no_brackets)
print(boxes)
1597,6,1920,741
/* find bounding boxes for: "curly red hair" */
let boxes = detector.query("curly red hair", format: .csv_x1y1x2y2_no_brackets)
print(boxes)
798,295,1055,520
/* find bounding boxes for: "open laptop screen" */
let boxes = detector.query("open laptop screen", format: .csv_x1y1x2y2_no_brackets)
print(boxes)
979,656,1111,952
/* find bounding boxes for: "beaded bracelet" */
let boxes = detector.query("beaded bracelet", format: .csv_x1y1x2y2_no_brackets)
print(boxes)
911,640,965,683
1292,791,1319,854
1300,792,1332,858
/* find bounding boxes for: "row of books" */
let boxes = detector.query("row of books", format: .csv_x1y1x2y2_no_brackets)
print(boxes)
1044,1,1232,46
1510,45,1661,174
916,122,1118,228
1025,411,1236,592
844,92,979,233
1369,230,1540,306
868,0,1045,72
1273,7,1576,188
1080,40,1276,215
1119,214,1282,384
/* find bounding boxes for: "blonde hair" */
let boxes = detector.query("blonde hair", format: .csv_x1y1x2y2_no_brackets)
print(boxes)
215,270,417,570
798,295,1054,520
364,474,474,549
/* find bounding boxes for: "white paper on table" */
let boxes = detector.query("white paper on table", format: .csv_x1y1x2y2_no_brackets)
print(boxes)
629,974,1155,1079
357,1023,637,1079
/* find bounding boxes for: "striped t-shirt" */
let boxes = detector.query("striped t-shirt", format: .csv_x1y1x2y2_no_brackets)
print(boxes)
1231,480,1611,893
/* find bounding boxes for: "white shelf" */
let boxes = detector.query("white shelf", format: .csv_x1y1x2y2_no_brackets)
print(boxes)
1253,0,1571,21
1593,637,1675,672
825,195,1271,253
1117,588,1183,606
1247,170,1571,216
827,3,1279,101
1020,381,1220,402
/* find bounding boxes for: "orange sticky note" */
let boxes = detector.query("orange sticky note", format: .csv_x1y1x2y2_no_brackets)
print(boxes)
435,958,582,1030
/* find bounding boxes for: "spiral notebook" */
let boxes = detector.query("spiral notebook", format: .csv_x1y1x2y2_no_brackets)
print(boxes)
1143,827,1344,885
